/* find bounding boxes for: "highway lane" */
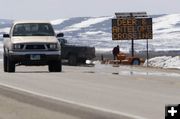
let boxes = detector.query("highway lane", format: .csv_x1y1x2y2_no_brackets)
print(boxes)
0,89,80,119
0,84,129,119
0,63,180,119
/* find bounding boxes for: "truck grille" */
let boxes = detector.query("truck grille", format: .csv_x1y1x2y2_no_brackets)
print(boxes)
25,45,45,50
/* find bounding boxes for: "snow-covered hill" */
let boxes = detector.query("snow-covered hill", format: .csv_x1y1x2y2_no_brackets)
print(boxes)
0,14,180,53
144,56,180,69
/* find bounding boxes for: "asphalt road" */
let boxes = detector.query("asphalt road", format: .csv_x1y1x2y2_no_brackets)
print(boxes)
0,62,180,119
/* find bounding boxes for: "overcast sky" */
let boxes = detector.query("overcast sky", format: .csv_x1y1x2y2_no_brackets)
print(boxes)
0,0,180,20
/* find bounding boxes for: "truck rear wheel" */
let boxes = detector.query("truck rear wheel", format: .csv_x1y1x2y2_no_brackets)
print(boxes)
68,54,77,66
131,58,140,65
48,60,62,72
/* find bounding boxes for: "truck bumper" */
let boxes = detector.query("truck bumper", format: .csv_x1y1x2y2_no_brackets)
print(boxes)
8,51,61,65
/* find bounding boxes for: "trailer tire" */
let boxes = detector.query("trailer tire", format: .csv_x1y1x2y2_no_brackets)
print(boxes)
131,58,140,65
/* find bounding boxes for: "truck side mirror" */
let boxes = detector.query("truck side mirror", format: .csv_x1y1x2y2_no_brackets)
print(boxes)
3,34,10,38
57,33,64,37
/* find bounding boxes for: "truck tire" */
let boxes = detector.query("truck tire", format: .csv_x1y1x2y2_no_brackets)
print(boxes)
3,54,7,72
7,56,15,72
131,58,140,65
48,60,62,72
68,54,77,66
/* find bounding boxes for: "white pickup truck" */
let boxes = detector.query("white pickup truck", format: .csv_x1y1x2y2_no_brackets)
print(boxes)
3,21,63,72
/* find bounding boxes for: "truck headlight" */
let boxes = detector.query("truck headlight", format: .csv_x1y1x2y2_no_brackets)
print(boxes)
13,44,22,49
50,44,57,49
47,43,58,49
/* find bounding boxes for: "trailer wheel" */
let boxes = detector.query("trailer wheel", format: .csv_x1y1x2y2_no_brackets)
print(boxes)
131,58,140,65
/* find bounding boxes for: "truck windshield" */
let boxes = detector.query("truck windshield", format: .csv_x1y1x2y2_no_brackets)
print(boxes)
13,23,55,36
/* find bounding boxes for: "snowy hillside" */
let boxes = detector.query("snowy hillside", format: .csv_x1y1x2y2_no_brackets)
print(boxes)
0,14,180,53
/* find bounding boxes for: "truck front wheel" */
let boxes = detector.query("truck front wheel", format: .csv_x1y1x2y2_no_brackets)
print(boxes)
3,54,7,72
6,56,15,72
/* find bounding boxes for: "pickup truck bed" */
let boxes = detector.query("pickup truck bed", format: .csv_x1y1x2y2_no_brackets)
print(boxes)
60,39,95,66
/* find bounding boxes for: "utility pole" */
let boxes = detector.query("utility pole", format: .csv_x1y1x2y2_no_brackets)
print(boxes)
146,39,149,67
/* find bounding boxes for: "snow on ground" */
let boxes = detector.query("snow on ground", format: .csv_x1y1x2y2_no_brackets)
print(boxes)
78,31,111,39
80,31,107,35
51,18,68,25
144,56,180,69
153,14,180,33
153,14,180,39
62,16,113,32
0,27,10,34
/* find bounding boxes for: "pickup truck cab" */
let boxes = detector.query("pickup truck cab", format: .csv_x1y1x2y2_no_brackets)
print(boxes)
3,21,62,72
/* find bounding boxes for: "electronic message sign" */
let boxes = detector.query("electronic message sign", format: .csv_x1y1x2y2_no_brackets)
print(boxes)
112,18,152,40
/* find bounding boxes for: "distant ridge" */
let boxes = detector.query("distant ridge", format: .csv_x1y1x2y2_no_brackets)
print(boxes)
0,14,180,52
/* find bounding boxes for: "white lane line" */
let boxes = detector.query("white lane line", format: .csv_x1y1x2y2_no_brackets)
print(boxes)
0,82,147,119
